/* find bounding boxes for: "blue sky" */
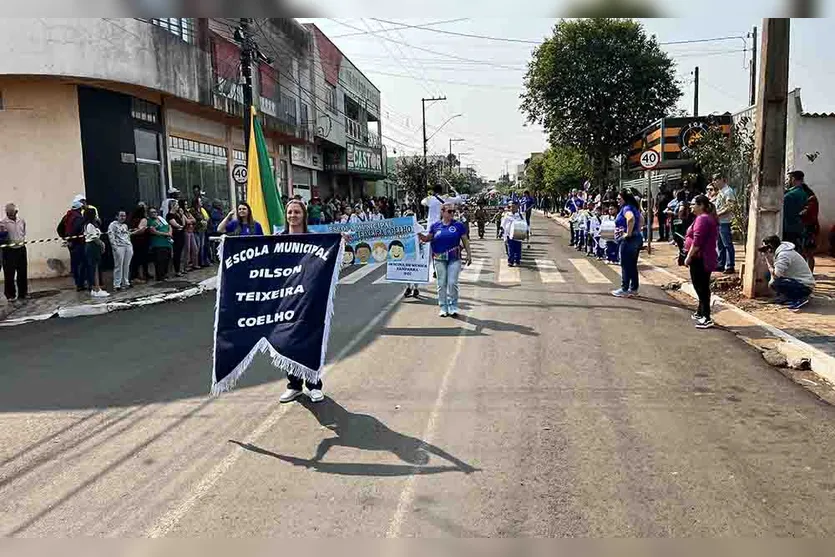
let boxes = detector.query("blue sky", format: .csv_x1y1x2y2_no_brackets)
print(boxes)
301,18,835,178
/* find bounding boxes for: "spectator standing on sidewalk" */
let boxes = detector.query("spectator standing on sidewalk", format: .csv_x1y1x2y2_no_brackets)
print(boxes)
107,210,133,291
192,198,210,268
783,170,809,249
83,208,109,298
147,207,173,281
759,235,815,310
167,201,186,277
182,204,198,272
799,183,820,272
128,203,150,283
656,188,673,242
0,203,28,302
684,195,720,329
713,173,737,275
612,189,643,298
57,198,87,291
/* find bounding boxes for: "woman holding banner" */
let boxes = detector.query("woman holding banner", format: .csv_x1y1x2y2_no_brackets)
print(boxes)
279,199,352,404
419,203,472,318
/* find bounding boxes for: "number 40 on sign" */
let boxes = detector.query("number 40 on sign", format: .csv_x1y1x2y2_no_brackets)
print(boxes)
639,150,660,169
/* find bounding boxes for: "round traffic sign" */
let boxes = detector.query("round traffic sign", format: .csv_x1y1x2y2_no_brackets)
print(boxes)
232,164,248,184
639,150,660,169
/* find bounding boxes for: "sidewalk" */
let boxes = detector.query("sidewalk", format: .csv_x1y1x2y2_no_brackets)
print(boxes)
542,211,835,393
0,266,218,325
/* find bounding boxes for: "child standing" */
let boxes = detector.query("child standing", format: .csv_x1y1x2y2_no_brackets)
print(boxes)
600,204,619,264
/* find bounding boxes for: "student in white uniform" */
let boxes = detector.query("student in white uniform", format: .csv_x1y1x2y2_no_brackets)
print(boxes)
422,185,464,227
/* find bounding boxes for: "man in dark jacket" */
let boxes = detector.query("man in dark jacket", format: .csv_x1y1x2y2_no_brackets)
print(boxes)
57,200,87,291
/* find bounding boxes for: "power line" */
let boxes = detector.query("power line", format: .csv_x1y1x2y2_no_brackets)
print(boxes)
364,69,522,89
330,18,468,39
325,18,522,71
370,18,541,45
660,35,747,46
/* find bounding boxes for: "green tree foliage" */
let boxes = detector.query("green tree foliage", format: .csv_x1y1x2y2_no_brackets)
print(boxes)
521,18,681,185
690,117,756,239
524,147,593,196
393,157,443,202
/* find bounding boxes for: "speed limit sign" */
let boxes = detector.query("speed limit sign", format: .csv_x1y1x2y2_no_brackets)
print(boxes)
639,150,660,169
232,164,248,184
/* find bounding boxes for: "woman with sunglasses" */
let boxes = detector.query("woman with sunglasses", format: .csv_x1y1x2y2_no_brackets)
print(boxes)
419,203,472,317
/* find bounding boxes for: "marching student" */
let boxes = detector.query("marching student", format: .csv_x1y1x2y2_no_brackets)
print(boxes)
600,203,619,264
586,205,601,256
502,202,526,267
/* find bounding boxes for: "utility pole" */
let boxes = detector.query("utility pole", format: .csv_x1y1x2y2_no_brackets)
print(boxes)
743,18,791,298
693,66,700,117
749,26,758,107
422,96,446,189
236,18,255,159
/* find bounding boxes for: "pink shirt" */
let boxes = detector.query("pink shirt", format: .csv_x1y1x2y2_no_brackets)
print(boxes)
684,213,719,272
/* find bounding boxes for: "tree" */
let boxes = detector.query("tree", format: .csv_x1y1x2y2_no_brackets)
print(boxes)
521,18,682,187
689,117,756,240
393,156,443,203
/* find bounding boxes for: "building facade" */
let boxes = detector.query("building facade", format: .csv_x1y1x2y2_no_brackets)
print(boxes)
305,23,387,201
0,18,381,279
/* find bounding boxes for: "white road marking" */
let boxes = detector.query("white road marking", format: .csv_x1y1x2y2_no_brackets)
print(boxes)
339,262,383,284
460,258,485,283
535,259,565,283
386,315,469,538
497,257,520,284
146,292,405,538
568,258,611,284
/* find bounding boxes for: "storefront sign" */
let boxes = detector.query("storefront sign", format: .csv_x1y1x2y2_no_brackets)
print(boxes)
346,142,382,174
290,145,324,171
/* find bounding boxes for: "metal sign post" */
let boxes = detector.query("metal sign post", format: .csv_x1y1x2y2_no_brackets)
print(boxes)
646,170,653,256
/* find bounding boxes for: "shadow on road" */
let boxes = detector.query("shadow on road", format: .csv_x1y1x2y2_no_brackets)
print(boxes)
230,397,479,477
380,314,538,337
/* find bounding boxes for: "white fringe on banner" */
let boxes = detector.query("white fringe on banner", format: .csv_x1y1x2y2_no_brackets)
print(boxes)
210,236,344,396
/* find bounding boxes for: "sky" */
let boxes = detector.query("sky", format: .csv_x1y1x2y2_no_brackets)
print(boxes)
300,17,835,179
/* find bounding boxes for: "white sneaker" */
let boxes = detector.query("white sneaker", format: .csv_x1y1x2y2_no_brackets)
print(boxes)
611,289,631,298
308,389,325,403
279,388,303,403
439,310,449,317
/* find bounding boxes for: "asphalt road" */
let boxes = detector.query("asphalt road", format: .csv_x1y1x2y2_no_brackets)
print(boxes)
3,214,835,537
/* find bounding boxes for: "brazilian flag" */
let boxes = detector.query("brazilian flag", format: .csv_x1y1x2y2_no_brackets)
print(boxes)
246,106,285,234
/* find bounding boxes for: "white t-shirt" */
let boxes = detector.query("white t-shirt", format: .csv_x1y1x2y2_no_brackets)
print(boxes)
84,223,102,243
368,212,384,221
348,214,361,224
422,193,464,226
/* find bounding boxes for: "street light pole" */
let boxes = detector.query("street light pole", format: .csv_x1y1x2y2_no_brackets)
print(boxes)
422,96,446,189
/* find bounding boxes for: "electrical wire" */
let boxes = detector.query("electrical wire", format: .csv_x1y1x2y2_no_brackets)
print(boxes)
330,18,468,39
370,18,541,45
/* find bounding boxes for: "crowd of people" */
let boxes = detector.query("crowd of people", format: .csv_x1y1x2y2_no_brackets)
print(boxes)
560,169,823,326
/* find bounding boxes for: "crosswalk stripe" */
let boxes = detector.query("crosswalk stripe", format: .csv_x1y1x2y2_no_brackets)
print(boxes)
497,257,520,284
568,258,610,284
535,259,565,283
372,274,389,284
460,258,486,283
339,262,383,284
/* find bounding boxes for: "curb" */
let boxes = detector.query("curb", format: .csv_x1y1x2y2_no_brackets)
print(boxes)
0,276,219,328
539,210,835,383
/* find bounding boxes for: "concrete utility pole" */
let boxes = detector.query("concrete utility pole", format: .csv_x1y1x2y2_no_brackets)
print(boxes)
693,66,700,117
422,96,446,189
742,18,791,298
236,18,255,158
749,26,758,107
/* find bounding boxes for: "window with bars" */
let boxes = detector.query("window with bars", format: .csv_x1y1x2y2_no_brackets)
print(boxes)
131,98,159,124
140,18,196,43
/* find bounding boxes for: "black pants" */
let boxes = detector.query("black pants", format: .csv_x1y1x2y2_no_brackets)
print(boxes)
287,374,322,391
2,247,27,300
172,232,184,274
130,237,150,280
152,246,171,281
689,257,712,319
657,212,668,241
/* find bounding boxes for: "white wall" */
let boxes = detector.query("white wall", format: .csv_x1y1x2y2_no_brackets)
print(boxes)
794,116,835,251
0,80,85,278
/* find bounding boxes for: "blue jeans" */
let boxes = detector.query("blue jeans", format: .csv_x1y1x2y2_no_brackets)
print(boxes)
717,222,735,270
506,239,522,264
435,258,461,313
605,241,619,263
619,235,642,292
771,277,812,302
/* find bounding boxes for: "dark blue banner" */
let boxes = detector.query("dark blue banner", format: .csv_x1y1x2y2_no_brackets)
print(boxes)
211,233,343,395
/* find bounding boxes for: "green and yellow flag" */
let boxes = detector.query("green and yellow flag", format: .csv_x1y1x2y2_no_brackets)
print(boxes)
246,106,284,234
